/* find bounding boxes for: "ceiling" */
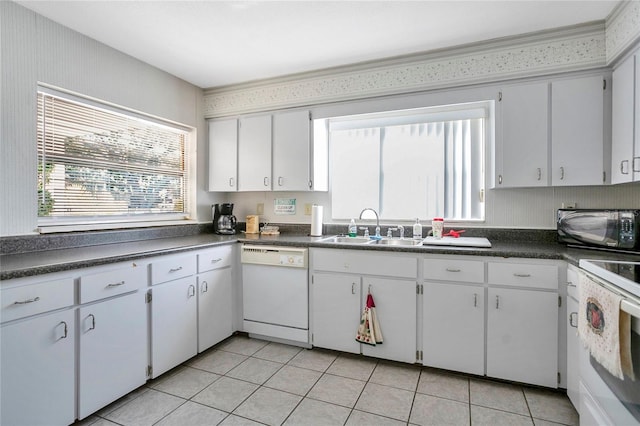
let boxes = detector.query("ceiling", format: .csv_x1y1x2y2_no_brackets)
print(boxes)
17,1,621,89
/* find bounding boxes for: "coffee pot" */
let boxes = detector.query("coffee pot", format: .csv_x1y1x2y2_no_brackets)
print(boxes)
212,203,237,235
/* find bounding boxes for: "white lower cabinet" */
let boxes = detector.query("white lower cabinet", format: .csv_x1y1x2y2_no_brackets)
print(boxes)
422,282,485,375
198,268,233,351
312,273,362,354
78,291,147,419
487,287,559,387
1,308,75,426
150,275,198,378
311,249,417,363
361,277,416,363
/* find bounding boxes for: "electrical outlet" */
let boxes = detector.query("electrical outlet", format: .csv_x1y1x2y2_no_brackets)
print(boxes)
304,203,313,215
562,202,576,209
257,203,264,215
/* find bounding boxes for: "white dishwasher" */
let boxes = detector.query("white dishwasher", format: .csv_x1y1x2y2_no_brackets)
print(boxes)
241,245,309,345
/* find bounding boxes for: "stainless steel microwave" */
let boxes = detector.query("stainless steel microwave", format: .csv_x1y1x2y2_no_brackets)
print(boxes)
557,209,639,252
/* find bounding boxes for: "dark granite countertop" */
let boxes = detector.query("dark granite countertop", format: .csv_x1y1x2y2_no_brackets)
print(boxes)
2,228,638,281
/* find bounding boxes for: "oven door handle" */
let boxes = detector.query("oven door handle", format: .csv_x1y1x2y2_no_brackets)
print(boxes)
621,299,640,319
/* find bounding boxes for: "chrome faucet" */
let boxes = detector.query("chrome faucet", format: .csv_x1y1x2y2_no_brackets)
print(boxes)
359,208,380,238
386,225,405,239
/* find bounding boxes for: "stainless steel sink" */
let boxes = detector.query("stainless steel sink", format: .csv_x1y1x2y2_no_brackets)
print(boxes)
318,236,372,244
372,238,422,246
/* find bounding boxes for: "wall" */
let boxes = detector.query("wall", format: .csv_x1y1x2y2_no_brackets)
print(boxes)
0,2,221,236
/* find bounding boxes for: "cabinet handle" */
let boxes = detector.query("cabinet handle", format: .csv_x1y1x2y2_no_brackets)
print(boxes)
58,321,68,339
278,177,284,186
537,168,542,180
498,174,503,185
634,157,640,172
106,281,125,288
169,266,183,273
211,258,222,263
351,282,356,295
229,177,234,187
263,177,269,186
569,312,578,328
560,166,565,180
567,281,576,288
446,268,461,273
13,296,40,305
201,281,208,293
473,293,478,308
188,285,196,297
495,295,500,309
621,160,629,175
513,273,531,278
87,314,96,331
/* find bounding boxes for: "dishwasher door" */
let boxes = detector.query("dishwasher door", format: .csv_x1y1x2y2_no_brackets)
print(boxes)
242,264,308,329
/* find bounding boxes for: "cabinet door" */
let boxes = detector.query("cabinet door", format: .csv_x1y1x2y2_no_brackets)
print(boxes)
311,273,361,354
273,110,311,191
566,292,579,409
78,291,147,419
198,269,233,352
208,119,238,191
611,54,636,184
151,277,198,378
551,76,605,186
487,287,558,387
361,277,417,363
498,82,549,187
423,282,484,375
238,115,272,191
1,309,75,426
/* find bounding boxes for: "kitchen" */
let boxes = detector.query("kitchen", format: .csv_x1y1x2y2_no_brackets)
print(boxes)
1,1,640,425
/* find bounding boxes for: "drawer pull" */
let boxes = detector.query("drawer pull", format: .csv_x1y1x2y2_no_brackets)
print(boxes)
446,268,461,273
211,258,222,263
495,295,500,309
13,297,40,305
351,282,356,295
473,293,478,308
513,273,531,278
201,281,208,293
169,266,183,273
58,321,68,339
107,281,125,288
188,284,196,298
569,312,578,328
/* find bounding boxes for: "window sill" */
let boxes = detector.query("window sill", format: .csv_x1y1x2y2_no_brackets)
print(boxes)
38,219,198,234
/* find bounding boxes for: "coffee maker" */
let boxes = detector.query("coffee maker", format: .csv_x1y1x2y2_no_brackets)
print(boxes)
212,203,237,235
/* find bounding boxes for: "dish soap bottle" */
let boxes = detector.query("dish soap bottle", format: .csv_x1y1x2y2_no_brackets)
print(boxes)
348,219,357,237
413,218,422,239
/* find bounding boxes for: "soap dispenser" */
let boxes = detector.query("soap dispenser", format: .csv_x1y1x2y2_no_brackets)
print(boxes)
412,218,422,239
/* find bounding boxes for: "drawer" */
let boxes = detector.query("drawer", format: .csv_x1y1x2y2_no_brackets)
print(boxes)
198,245,233,273
488,262,558,290
1,278,74,323
79,264,147,304
424,258,484,283
151,254,197,285
312,249,416,278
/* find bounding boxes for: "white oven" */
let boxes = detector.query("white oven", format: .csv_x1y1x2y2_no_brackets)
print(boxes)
578,260,640,426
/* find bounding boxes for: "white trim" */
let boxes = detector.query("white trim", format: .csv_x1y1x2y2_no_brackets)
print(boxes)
605,0,640,65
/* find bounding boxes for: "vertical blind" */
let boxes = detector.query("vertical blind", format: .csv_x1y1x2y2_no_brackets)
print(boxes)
37,89,189,222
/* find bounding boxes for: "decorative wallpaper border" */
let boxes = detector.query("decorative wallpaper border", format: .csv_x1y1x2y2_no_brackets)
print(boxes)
204,23,611,118
606,0,640,64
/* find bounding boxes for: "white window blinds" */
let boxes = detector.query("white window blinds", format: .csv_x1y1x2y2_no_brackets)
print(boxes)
37,89,190,224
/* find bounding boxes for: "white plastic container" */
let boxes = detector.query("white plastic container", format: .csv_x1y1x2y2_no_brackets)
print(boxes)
432,217,444,239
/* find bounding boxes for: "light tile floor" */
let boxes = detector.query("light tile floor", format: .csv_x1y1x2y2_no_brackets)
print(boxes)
77,335,579,426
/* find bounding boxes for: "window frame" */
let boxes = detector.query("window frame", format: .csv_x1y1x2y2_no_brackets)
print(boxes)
36,85,197,233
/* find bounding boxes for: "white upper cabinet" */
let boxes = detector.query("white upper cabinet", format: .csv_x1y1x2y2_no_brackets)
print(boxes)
497,81,549,187
208,119,238,191
611,51,639,184
238,115,272,191
551,75,608,186
272,110,312,191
